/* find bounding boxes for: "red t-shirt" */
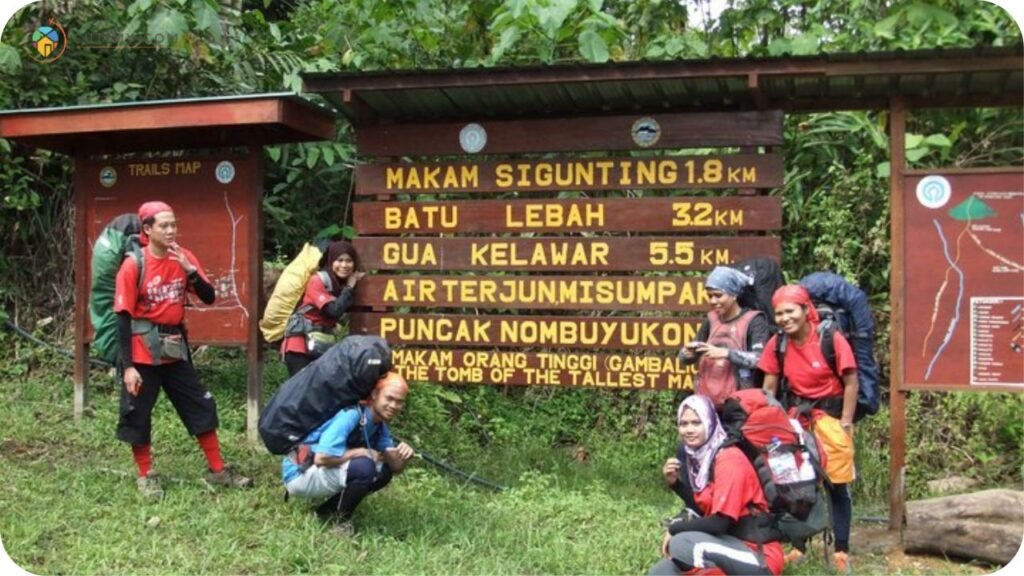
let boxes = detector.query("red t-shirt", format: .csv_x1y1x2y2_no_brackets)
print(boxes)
758,328,856,399
694,447,784,576
281,273,343,356
114,246,208,365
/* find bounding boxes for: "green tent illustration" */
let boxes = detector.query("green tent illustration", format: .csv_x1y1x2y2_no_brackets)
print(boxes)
949,195,996,221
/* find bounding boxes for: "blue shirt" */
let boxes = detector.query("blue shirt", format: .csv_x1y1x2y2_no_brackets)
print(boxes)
281,405,395,483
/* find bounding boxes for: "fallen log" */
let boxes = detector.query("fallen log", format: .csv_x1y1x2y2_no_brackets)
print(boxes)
903,489,1024,565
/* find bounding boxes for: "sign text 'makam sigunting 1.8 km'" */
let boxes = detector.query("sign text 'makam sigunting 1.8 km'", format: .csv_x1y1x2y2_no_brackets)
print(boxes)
356,154,784,194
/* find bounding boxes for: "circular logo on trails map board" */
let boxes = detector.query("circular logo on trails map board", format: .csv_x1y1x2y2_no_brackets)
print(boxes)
215,161,236,184
459,123,487,154
99,166,117,188
916,175,952,209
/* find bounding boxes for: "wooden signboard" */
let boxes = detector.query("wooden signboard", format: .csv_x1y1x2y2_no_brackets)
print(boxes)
902,169,1024,391
353,236,781,272
356,154,784,194
352,111,784,390
354,196,781,234
77,155,255,345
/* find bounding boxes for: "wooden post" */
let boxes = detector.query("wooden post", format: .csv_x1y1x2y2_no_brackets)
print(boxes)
247,151,264,444
888,96,907,531
72,159,90,419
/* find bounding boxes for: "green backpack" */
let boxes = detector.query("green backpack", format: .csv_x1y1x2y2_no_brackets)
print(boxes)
89,213,143,364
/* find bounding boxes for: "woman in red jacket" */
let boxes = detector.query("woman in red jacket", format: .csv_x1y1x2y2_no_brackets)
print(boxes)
758,285,858,574
649,394,784,576
281,241,364,376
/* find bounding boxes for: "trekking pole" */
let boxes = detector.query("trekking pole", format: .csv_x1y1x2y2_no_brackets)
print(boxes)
395,437,506,492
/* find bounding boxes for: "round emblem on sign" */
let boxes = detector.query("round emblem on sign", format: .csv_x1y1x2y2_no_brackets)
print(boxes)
99,166,117,188
916,175,952,209
459,123,487,154
215,160,236,184
631,117,661,148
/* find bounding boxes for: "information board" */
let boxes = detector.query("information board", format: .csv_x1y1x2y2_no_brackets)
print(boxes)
78,155,255,345
351,113,784,390
903,169,1024,389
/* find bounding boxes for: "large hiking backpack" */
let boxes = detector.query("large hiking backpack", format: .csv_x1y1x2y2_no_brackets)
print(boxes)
730,257,784,328
716,389,832,545
258,335,392,455
259,239,332,343
89,214,144,364
798,272,881,421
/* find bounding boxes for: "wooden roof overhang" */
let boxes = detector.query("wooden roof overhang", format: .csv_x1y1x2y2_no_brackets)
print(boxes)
0,93,336,154
303,45,1023,124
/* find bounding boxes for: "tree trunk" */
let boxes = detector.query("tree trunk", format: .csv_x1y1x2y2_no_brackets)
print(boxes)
903,489,1024,565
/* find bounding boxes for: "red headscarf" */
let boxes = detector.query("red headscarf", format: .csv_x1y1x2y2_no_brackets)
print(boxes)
771,284,820,325
137,201,174,246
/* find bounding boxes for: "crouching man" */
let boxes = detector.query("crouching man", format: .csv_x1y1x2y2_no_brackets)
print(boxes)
281,371,414,534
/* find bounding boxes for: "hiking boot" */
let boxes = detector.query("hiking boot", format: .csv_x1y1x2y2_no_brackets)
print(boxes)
785,548,806,566
137,472,164,500
330,520,355,537
833,551,852,575
204,465,253,489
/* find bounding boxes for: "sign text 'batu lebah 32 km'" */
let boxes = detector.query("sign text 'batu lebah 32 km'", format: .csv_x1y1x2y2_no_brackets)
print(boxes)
349,111,784,390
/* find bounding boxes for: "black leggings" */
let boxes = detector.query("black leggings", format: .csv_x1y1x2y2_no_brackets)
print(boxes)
315,457,393,520
830,483,852,553
284,352,313,377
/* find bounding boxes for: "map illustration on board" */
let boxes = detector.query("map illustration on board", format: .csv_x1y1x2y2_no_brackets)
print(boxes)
904,171,1024,388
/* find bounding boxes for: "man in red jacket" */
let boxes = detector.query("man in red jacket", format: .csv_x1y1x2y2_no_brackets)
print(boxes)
115,201,251,499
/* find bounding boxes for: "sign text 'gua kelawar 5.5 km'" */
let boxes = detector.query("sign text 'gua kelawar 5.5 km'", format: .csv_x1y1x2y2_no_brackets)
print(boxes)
353,236,781,272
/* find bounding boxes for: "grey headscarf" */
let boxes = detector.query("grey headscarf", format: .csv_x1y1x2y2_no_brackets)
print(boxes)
705,266,753,297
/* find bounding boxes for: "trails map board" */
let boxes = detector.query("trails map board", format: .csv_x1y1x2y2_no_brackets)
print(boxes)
78,155,255,345
903,169,1024,390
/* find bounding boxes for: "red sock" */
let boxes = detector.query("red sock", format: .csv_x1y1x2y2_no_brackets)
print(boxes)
196,430,224,473
131,444,152,478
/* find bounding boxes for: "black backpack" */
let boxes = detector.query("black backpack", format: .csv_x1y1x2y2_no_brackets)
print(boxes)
730,257,784,330
259,335,392,454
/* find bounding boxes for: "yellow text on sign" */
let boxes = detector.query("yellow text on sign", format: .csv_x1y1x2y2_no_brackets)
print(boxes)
671,202,744,227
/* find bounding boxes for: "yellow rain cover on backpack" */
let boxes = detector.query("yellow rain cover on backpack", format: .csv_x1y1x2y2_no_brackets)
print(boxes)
259,243,325,342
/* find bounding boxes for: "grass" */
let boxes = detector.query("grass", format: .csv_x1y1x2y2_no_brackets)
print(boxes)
0,345,1005,575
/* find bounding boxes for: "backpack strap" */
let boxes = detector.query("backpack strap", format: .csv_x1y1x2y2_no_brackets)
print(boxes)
318,270,334,294
817,322,839,378
128,241,144,291
775,334,791,407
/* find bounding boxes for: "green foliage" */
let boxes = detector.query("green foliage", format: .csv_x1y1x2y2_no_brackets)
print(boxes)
902,392,1024,499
